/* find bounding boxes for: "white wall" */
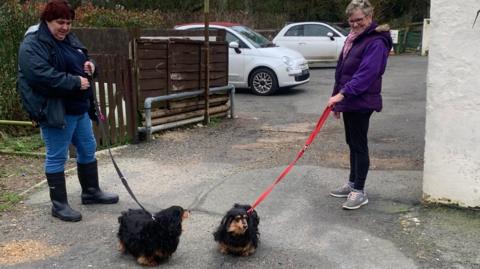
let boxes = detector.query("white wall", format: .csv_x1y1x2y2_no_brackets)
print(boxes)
424,0,480,207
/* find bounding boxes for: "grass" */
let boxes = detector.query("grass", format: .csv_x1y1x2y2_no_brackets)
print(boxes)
0,152,45,212
207,116,223,127
0,191,23,212
0,132,44,153
0,166,6,178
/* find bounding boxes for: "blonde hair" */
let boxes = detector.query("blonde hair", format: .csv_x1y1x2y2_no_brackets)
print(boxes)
346,0,374,17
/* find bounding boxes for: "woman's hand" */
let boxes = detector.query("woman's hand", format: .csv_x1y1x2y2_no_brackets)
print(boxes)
84,61,95,76
327,92,344,108
79,76,90,90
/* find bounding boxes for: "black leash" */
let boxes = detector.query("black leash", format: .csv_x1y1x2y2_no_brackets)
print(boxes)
88,76,155,221
474,10,480,28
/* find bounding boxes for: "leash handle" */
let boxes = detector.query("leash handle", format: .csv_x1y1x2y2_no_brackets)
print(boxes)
88,76,155,220
247,106,332,214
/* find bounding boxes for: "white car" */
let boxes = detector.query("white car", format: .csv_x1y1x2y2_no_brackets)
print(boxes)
175,22,310,95
273,22,348,65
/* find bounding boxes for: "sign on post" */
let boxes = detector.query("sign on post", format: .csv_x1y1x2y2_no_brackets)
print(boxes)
390,30,399,44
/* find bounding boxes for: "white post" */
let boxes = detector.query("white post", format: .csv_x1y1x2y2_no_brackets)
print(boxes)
423,0,480,208
421,19,430,56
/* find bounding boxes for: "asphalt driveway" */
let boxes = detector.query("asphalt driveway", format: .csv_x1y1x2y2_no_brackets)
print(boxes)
1,55,479,269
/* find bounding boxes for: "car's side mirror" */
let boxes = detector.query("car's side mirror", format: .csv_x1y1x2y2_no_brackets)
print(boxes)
327,32,335,41
229,41,241,54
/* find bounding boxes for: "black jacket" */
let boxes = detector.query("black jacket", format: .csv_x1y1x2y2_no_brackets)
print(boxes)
17,22,97,128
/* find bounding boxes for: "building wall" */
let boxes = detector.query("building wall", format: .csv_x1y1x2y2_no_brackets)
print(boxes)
423,0,480,207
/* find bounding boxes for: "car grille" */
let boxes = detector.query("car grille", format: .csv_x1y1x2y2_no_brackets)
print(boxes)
295,71,310,82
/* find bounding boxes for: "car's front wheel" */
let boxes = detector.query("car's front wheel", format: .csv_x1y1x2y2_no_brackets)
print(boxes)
249,68,278,96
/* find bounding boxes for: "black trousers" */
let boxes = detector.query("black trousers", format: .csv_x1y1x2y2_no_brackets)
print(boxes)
343,111,373,191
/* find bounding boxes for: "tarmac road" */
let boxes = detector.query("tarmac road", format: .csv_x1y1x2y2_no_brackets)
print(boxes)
1,55,479,269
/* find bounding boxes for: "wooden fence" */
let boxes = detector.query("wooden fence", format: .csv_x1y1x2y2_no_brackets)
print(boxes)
134,36,230,129
86,30,230,145
135,38,228,99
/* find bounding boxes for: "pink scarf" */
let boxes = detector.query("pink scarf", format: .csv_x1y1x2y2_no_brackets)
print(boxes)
342,31,361,58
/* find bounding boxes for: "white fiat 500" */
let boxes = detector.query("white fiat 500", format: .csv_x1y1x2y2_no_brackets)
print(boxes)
273,22,348,65
175,22,310,95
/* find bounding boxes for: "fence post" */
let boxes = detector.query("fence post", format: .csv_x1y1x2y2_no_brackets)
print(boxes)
125,58,138,143
203,0,210,125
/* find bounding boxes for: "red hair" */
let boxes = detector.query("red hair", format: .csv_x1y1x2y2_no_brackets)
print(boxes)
40,0,75,22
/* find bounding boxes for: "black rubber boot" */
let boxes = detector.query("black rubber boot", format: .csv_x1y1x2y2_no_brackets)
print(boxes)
46,172,82,222
77,160,119,204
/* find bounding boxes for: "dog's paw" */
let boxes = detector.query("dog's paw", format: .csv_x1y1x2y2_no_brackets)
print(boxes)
218,243,229,254
241,244,256,256
118,240,126,253
137,255,158,267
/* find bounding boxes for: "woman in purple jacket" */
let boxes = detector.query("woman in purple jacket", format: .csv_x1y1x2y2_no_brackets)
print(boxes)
327,0,392,210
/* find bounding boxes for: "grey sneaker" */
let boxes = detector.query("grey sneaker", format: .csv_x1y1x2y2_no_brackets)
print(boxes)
342,190,368,210
329,183,353,198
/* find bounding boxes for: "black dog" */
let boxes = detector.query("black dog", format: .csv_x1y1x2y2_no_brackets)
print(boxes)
117,206,189,266
213,204,260,256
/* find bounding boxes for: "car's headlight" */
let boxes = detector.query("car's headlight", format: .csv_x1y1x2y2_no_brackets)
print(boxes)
282,56,293,67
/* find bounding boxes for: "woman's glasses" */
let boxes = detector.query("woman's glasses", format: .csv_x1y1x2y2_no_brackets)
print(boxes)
348,16,366,24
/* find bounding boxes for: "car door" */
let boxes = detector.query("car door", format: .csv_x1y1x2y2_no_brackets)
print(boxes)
274,25,304,56
225,31,246,85
300,24,340,62
277,24,341,62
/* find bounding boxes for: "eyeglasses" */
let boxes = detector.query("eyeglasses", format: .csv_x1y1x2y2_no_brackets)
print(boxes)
348,16,366,24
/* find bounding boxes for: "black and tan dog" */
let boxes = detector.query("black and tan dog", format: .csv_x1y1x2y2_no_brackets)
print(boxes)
213,204,260,256
117,206,189,266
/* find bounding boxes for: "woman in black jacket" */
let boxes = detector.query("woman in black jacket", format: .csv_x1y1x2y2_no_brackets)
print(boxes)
18,0,118,222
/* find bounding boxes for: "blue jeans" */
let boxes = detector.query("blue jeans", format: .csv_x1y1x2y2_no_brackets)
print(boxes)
41,113,96,173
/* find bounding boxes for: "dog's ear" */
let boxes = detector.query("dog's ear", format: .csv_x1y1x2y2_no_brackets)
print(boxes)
166,214,183,237
225,215,235,227
214,214,233,241
219,214,231,228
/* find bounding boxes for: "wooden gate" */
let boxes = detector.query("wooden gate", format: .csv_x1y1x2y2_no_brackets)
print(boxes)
91,54,138,146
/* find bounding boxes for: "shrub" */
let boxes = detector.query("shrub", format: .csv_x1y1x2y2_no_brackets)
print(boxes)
0,1,39,121
75,3,166,28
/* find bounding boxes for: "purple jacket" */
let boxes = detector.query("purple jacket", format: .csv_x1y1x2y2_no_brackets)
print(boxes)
332,22,393,112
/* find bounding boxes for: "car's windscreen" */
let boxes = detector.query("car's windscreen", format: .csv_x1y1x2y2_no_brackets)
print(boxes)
230,25,275,48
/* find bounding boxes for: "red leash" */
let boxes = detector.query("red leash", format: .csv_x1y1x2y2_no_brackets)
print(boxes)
248,106,332,214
